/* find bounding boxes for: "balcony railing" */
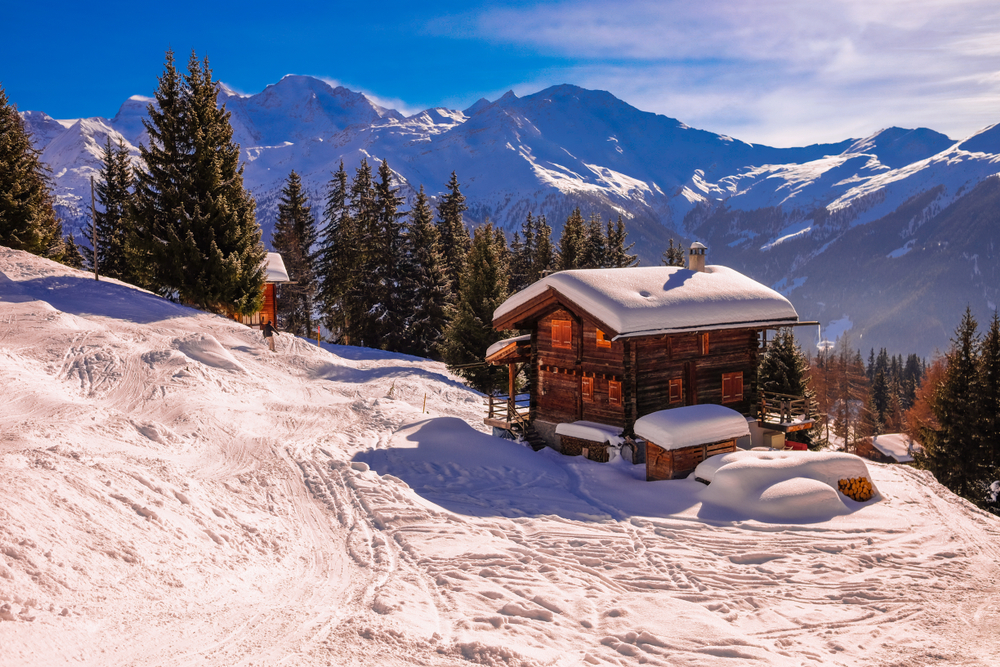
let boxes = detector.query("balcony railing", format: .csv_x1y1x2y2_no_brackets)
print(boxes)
758,391,816,433
486,393,530,430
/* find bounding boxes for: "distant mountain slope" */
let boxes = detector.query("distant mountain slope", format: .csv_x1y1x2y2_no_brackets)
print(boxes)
19,77,1000,356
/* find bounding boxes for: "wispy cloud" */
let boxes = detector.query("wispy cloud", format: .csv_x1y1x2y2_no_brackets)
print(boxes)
431,0,1000,145
314,76,423,117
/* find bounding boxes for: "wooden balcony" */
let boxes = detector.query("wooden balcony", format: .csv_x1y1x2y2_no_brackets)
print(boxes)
485,393,530,431
758,391,816,433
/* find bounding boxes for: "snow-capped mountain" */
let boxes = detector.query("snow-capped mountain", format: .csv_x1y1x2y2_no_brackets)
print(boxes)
19,76,1000,357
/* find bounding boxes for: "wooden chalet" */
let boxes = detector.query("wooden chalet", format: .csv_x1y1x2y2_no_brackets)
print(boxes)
232,252,290,329
485,244,817,459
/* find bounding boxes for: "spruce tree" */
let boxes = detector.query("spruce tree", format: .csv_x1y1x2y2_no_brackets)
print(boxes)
436,171,471,294
442,222,511,393
316,161,357,342
919,308,982,501
402,185,452,359
94,136,136,282
133,50,265,315
62,233,85,269
606,214,638,267
272,170,318,336
557,207,587,270
662,238,686,267
345,159,377,346
977,312,1000,507
583,213,607,269
0,83,64,258
370,159,408,351
758,328,815,447
530,215,555,282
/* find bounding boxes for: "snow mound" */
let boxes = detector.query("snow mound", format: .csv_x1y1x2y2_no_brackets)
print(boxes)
172,333,246,373
696,450,878,522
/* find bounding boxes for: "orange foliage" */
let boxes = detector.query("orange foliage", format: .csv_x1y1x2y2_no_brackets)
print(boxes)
904,357,946,441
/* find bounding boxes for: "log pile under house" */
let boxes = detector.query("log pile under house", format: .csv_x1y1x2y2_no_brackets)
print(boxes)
485,243,817,467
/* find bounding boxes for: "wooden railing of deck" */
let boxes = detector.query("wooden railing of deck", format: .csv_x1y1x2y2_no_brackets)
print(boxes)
487,393,531,430
758,391,815,426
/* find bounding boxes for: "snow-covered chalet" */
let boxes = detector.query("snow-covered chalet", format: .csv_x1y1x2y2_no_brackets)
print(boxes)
485,244,817,478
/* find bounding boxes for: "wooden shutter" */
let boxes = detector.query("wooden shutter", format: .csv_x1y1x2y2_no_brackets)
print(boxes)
722,372,743,403
608,380,622,405
552,319,572,349
582,376,594,401
669,378,682,403
596,329,612,348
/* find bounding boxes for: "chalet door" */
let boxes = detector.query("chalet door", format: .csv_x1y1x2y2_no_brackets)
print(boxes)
685,361,697,405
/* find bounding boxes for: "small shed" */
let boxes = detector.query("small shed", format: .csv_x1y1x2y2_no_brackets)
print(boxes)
858,433,921,464
233,252,290,328
555,421,624,462
635,404,751,481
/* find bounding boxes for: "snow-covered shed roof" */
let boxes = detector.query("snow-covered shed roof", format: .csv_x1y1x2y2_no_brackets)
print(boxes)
634,405,751,451
486,334,531,360
871,434,920,463
265,253,290,283
555,421,624,446
492,266,799,337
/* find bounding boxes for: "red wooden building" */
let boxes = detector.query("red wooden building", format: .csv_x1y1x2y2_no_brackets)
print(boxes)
232,252,290,328
485,245,816,456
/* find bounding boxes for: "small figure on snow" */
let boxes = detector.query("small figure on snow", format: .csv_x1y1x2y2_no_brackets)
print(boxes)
262,318,279,352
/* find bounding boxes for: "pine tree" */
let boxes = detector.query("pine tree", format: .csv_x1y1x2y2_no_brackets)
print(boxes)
62,233,85,269
606,215,638,268
583,213,607,269
402,185,452,359
759,328,815,447
557,207,587,270
316,161,357,342
94,136,136,282
272,170,318,336
133,50,265,315
0,83,64,258
977,312,1000,507
436,171,471,294
919,307,982,501
344,159,378,347
662,238,685,267
442,222,511,393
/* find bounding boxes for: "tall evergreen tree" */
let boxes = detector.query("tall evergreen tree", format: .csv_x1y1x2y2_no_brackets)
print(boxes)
402,185,452,359
530,214,554,283
370,159,408,351
62,233,85,269
606,214,638,267
316,161,357,342
343,159,378,346
94,136,136,282
583,213,607,269
442,222,511,393
0,83,64,259
557,207,587,270
661,238,685,267
133,50,265,315
272,170,318,336
977,312,1000,507
436,171,471,294
919,308,982,501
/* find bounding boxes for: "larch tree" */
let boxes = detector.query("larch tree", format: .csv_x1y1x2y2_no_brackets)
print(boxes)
0,83,64,259
94,136,137,282
402,185,452,359
133,50,265,315
436,171,471,295
442,222,511,393
272,170,318,336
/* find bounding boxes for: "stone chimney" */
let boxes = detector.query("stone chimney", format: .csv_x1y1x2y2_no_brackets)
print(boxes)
688,242,707,272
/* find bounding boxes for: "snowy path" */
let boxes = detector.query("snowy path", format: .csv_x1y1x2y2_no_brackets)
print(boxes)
1,247,998,666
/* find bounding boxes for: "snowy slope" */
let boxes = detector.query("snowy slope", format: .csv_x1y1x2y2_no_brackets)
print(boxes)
2,246,999,666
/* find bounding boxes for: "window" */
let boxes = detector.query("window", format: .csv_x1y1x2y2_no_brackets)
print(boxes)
669,378,683,403
582,376,594,401
552,319,573,349
722,372,744,403
596,329,612,348
700,332,710,356
608,380,622,405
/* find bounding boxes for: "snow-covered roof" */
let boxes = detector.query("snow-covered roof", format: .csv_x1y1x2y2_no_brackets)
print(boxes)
485,334,531,359
634,405,751,451
871,433,920,463
555,421,624,446
493,266,799,337
265,252,290,283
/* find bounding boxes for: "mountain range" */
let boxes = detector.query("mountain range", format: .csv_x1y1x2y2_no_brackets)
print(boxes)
19,75,1000,358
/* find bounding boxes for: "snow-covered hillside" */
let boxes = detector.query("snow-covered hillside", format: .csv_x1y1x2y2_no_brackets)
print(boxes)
18,76,1000,356
2,246,998,666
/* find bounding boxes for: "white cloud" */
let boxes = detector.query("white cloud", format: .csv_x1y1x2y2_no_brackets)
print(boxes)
441,0,1000,145
314,76,423,117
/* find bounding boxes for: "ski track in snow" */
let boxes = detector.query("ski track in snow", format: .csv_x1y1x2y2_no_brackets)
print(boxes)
1,246,999,666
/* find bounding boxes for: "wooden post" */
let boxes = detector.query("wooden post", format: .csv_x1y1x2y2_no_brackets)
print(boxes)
317,325,321,346
423,393,427,414
91,175,98,281
507,363,516,422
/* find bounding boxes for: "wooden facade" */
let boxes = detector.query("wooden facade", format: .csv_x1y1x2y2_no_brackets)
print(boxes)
645,438,737,481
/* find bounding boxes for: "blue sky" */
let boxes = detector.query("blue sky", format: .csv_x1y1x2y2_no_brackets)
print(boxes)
4,0,1000,146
